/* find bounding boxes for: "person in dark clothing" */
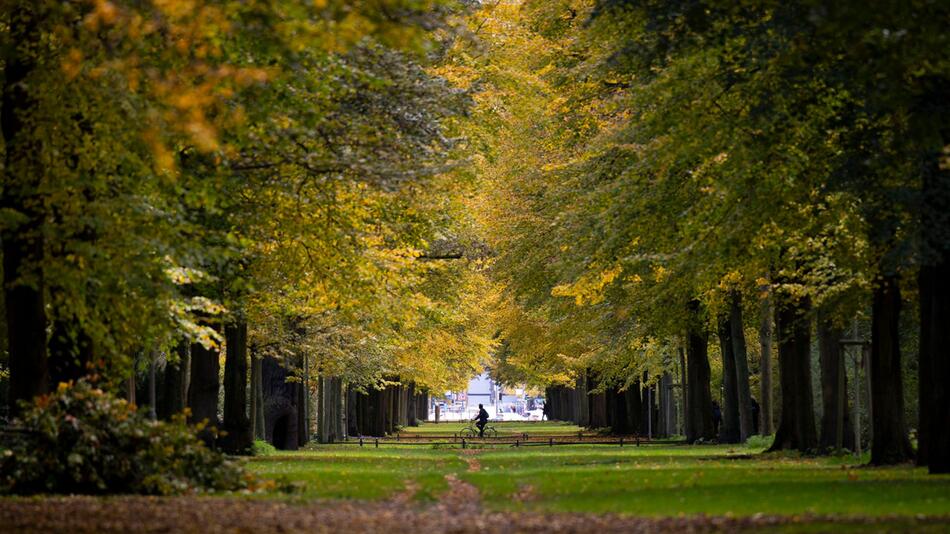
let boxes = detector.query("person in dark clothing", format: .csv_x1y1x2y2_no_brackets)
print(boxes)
474,404,490,437
711,401,722,437
750,397,760,435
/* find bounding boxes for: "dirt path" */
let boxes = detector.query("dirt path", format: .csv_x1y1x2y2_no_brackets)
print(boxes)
435,449,483,515
389,479,420,505
1,497,946,533
460,449,482,472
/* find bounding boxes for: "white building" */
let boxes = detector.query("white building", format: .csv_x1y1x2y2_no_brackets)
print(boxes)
466,371,498,414
431,372,532,421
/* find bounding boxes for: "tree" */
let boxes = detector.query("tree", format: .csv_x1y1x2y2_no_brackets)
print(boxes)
769,290,818,452
1,1,484,448
729,291,755,441
817,310,855,451
717,314,740,444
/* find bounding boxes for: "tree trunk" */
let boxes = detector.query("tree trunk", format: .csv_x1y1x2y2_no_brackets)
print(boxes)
261,356,299,450
640,378,652,438
372,386,386,436
160,341,187,420
187,340,220,439
336,378,346,440
918,265,933,466
919,146,950,474
575,373,590,427
730,291,754,441
221,321,253,454
389,384,398,433
3,3,48,415
297,364,309,446
627,382,643,435
316,375,325,442
924,257,950,473
420,391,429,422
817,310,855,451
126,371,136,404
316,375,343,443
869,275,913,465
302,354,311,442
686,300,716,442
254,356,265,439
759,293,774,435
250,349,264,440
718,315,741,443
346,386,359,436
606,386,626,434
147,351,158,421
407,382,417,427
768,291,818,452
182,341,192,407
660,372,674,437
382,385,393,435
679,346,688,437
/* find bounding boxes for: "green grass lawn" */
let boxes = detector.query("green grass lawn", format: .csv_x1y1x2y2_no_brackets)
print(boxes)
245,447,464,501
465,446,950,516
244,438,950,518
396,420,585,436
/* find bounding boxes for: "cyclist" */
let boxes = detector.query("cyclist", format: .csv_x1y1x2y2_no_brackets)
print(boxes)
474,404,490,437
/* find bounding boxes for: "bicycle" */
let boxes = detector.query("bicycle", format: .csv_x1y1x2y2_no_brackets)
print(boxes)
459,422,498,438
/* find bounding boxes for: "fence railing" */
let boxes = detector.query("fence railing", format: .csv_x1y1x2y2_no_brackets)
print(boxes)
335,434,685,448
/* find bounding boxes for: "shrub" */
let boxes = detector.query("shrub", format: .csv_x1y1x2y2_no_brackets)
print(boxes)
0,381,249,495
744,434,775,451
252,439,277,456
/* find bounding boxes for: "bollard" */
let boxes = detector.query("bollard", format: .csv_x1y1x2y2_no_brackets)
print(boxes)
636,435,640,447
462,438,466,449
620,437,624,447
375,438,379,448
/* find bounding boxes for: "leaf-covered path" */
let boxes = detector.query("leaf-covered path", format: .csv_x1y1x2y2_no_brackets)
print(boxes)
1,497,948,534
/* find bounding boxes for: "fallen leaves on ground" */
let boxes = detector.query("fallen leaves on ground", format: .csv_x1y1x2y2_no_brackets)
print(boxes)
1,497,948,533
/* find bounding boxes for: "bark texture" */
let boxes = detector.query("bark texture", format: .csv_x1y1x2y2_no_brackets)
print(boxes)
317,376,345,443
817,311,855,451
187,340,220,443
869,276,913,465
261,356,300,450
658,372,675,437
159,342,187,420
918,265,933,466
925,258,950,473
220,321,253,454
679,347,688,437
718,315,741,444
769,292,818,452
250,351,265,440
759,294,774,435
3,2,48,415
729,292,755,440
575,374,590,427
685,301,716,443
